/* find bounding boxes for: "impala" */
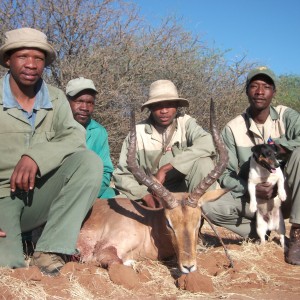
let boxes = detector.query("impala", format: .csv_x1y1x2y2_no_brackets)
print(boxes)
77,100,229,273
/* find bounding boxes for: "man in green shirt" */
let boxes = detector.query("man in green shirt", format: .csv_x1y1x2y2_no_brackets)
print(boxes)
66,77,116,198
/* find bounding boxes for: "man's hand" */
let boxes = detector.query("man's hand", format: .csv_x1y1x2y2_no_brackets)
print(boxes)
142,194,162,208
155,163,174,185
0,229,6,237
10,156,38,193
255,182,277,200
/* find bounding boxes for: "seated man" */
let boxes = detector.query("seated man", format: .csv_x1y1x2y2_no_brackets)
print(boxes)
202,67,300,265
66,77,117,198
113,79,216,208
0,28,102,275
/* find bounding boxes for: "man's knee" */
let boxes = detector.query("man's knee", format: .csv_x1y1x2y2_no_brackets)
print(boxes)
202,200,226,223
193,157,215,174
66,150,103,181
201,193,238,222
291,147,300,163
286,147,300,185
69,150,102,169
187,157,215,191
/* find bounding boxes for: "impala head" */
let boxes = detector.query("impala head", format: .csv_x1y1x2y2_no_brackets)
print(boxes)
127,99,229,273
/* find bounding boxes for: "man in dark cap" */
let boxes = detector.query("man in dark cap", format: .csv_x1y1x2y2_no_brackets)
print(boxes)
202,67,300,265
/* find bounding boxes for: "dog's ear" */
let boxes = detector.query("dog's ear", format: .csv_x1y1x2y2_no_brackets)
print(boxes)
251,145,261,160
251,145,260,153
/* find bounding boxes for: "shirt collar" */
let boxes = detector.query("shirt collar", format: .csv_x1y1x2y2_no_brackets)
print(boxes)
245,105,280,121
2,72,53,110
144,115,178,134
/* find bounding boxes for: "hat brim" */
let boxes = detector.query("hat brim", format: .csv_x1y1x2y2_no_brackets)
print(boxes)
141,97,189,111
0,42,56,68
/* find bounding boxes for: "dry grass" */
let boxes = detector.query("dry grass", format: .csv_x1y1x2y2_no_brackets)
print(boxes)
0,221,299,299
0,268,49,300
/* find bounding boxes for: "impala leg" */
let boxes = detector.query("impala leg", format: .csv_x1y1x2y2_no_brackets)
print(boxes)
93,242,123,268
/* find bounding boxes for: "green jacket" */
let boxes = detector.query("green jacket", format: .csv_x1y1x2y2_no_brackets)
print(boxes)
219,105,300,198
113,114,215,200
0,77,86,198
86,119,115,198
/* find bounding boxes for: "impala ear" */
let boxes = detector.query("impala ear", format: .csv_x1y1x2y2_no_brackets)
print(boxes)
198,189,230,206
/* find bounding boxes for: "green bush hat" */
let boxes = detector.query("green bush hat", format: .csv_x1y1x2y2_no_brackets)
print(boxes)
141,80,189,111
66,77,98,97
0,27,56,67
246,66,277,88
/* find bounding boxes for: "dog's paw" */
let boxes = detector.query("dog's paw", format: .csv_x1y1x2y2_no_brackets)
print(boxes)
278,190,287,202
249,203,257,213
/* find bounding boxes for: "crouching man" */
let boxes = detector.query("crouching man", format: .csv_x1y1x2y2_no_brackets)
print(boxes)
0,28,102,275
202,67,300,265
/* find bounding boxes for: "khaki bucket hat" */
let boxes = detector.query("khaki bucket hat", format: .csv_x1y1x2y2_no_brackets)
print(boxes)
141,80,189,111
0,27,56,68
66,77,98,97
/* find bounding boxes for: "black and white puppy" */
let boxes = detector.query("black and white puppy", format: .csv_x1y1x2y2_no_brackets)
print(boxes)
248,143,286,249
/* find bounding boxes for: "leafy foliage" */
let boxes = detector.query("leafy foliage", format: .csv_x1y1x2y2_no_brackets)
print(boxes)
275,75,300,112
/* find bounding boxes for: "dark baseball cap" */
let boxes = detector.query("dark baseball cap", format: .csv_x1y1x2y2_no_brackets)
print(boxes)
246,66,277,87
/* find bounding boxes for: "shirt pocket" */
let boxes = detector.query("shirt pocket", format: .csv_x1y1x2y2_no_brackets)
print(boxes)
171,141,185,156
31,131,55,145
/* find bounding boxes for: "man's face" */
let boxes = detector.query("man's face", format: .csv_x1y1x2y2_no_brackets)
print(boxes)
150,101,178,127
5,48,45,87
246,75,276,111
68,90,96,127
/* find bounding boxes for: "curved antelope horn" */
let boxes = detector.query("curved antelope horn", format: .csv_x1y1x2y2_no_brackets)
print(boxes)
126,109,178,209
186,99,229,207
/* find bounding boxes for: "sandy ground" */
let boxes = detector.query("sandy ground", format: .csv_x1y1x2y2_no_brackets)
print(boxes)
1,222,300,300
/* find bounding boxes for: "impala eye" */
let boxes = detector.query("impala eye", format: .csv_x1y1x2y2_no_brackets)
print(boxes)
166,219,173,229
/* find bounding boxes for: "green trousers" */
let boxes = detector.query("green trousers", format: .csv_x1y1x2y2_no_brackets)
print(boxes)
202,147,300,238
0,150,102,268
164,157,216,193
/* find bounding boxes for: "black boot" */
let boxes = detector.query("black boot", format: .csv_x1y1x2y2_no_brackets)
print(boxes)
285,226,300,265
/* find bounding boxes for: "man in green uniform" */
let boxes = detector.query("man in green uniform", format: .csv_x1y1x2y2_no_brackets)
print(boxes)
0,28,102,275
202,67,300,265
113,79,216,208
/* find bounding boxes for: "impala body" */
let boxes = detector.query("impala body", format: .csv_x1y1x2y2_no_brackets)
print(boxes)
78,198,174,266
77,100,229,273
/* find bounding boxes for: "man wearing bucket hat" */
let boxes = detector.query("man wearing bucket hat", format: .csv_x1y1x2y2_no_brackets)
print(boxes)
66,77,117,198
113,79,216,208
202,66,300,265
0,28,102,275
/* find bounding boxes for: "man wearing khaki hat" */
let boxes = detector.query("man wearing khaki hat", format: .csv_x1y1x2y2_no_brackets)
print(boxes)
202,66,300,265
113,79,216,208
0,28,102,275
66,77,117,198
